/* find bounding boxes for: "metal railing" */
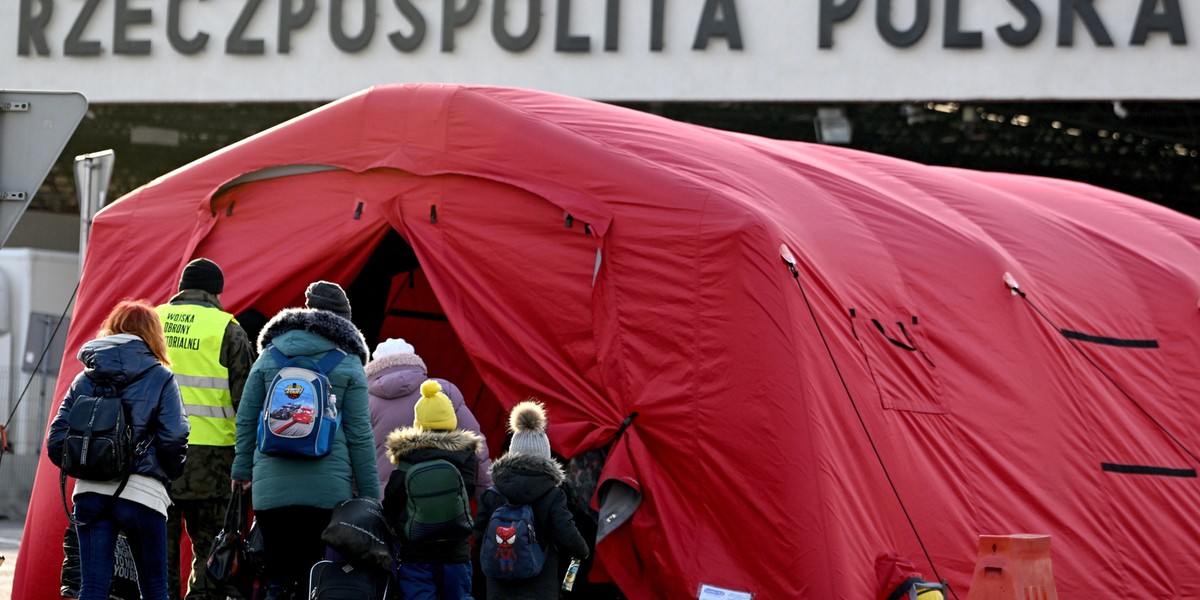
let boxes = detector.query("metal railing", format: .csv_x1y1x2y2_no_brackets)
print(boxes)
0,365,65,519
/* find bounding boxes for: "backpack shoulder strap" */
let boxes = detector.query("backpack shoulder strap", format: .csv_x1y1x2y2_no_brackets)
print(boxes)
61,469,133,527
267,344,288,366
485,486,506,505
315,349,347,373
266,344,345,373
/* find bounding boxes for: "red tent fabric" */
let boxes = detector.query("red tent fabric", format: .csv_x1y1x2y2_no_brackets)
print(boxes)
18,84,1200,599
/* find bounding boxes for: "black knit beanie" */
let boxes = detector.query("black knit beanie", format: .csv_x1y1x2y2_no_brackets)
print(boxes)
178,258,224,294
305,280,352,320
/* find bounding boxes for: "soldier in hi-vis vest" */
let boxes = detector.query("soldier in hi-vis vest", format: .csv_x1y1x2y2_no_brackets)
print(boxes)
156,258,254,600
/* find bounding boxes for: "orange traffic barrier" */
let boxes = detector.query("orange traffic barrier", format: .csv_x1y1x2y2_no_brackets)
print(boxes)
967,534,1058,600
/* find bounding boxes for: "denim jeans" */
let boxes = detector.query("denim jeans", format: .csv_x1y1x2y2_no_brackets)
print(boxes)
399,561,474,600
75,492,169,600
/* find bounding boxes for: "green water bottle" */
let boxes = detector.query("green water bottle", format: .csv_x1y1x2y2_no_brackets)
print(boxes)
561,558,581,591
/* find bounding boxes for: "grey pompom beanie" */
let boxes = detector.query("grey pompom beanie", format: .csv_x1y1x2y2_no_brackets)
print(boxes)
508,400,551,458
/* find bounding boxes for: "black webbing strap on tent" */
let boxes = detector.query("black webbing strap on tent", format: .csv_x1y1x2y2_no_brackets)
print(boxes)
1101,462,1196,478
1006,278,1199,466
1059,329,1159,348
873,319,918,351
608,412,638,450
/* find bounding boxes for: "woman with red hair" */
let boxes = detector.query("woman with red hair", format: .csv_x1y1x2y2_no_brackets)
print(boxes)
47,299,190,600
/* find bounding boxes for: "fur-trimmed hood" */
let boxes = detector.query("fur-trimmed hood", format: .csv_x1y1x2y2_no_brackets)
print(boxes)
365,351,426,378
386,427,483,465
366,362,428,402
489,452,566,504
258,307,370,364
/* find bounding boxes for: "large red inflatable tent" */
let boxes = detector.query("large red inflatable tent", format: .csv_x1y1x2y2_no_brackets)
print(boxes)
17,84,1200,599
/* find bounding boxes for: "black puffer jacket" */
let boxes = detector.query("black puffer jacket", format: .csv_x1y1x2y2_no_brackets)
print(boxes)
474,453,589,599
47,334,189,483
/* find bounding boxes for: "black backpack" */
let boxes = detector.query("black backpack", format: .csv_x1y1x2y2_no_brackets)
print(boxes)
58,386,141,524
308,560,395,600
61,390,135,482
321,497,396,570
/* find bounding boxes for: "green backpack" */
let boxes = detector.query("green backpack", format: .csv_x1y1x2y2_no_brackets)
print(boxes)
402,458,472,543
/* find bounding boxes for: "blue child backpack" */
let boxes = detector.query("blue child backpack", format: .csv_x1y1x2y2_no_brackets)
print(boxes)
480,493,546,580
257,345,345,458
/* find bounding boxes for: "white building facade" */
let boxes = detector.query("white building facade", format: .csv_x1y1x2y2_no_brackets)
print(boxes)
5,1,1198,103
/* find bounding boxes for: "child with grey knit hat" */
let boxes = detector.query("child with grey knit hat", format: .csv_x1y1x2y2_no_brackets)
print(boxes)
473,400,589,599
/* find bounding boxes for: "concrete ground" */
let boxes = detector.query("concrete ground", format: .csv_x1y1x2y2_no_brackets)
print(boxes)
0,514,23,599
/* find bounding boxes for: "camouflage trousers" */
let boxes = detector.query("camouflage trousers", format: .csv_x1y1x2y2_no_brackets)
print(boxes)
167,494,239,600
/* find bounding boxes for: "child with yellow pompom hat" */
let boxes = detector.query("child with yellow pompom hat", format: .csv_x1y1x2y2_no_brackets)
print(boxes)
381,379,484,598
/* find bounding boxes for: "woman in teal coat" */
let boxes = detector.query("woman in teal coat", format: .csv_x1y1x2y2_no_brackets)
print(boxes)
231,281,381,600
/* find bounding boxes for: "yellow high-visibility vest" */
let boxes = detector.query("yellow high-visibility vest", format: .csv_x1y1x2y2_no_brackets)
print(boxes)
155,303,235,446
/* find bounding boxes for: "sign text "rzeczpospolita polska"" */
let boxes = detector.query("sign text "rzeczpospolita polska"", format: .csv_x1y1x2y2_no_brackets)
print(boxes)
15,0,1189,57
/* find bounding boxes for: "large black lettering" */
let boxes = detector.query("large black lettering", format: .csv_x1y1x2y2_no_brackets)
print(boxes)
493,0,539,51
878,0,929,47
1131,0,1186,45
442,0,480,52
1057,0,1112,47
279,0,315,54
693,0,742,49
331,0,376,52
168,0,209,54
943,0,981,48
556,0,589,51
227,0,266,54
651,0,665,50
65,0,103,56
998,0,1041,46
114,0,152,55
389,0,426,51
604,0,618,51
18,0,52,56
819,0,859,49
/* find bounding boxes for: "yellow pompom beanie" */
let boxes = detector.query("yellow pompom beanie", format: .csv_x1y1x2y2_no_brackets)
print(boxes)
414,379,457,431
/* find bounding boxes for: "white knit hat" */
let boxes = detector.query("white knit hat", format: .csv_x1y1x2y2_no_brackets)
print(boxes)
508,400,551,458
366,338,426,375
374,337,416,358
